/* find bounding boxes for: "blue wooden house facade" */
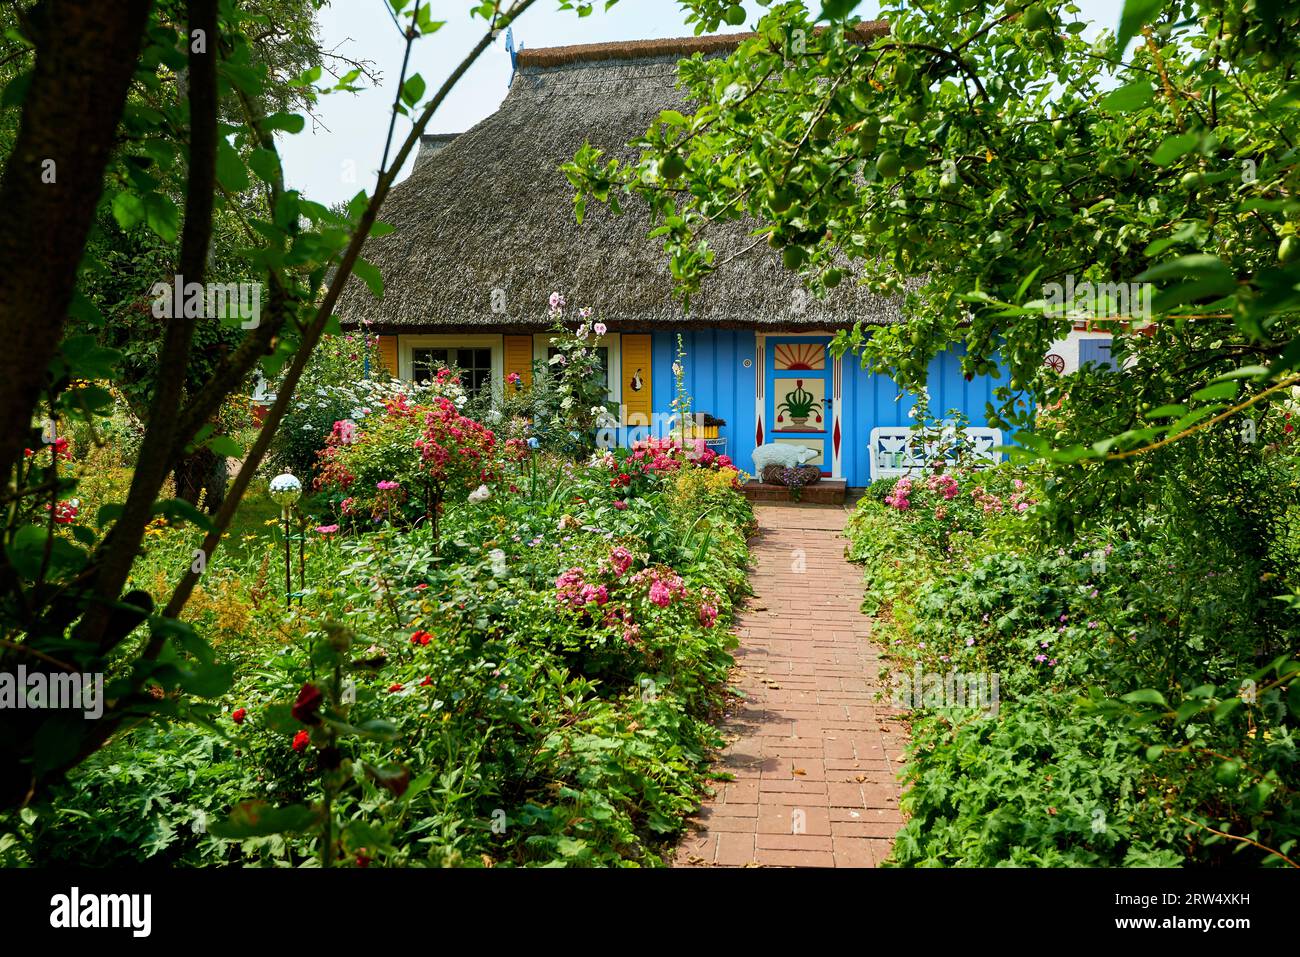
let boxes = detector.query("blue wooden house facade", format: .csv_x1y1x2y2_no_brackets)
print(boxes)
338,31,1001,487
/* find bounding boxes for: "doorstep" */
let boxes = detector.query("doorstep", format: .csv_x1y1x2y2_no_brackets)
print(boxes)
740,478,847,504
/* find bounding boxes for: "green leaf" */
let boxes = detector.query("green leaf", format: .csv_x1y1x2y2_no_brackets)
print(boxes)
1099,81,1155,113
1213,697,1243,721
364,762,411,797
1145,403,1186,419
1121,688,1169,708
248,148,282,185
58,335,123,380
144,192,179,242
208,801,322,839
1149,131,1201,166
207,435,243,458
177,662,234,698
1190,381,1239,402
820,0,864,20
6,525,87,580
216,140,250,192
1,69,31,108
111,191,146,231
265,112,306,134
1117,0,1167,54
351,258,384,299
152,616,216,666
1136,254,1232,284
96,503,125,528
400,73,426,107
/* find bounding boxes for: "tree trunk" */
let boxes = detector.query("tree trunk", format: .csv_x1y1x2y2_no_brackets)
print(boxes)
0,0,153,487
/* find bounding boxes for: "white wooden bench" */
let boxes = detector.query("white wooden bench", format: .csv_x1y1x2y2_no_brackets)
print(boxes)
868,426,1003,481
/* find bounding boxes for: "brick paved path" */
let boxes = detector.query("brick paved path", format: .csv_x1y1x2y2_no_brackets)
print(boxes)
674,502,907,868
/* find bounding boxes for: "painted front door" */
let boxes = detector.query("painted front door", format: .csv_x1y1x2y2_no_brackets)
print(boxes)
766,337,833,475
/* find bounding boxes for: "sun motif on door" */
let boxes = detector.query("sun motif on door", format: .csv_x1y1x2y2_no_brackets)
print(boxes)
773,342,825,371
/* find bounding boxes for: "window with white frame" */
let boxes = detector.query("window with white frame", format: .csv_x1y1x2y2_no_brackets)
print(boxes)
400,336,502,399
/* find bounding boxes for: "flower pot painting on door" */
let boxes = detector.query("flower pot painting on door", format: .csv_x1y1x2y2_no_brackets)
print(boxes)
774,378,825,432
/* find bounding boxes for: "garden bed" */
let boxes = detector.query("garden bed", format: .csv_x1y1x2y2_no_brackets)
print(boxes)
846,461,1300,868
0,381,756,868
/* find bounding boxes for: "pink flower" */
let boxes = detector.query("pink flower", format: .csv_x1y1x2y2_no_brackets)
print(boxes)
613,499,627,510
377,480,400,491
610,546,634,577
332,419,357,445
698,603,718,628
648,580,673,607
579,583,610,606
315,524,340,534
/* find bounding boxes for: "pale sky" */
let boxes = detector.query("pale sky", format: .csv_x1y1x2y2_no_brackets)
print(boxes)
280,0,1125,208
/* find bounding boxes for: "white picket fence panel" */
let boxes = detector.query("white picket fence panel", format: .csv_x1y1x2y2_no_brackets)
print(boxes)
869,426,1003,482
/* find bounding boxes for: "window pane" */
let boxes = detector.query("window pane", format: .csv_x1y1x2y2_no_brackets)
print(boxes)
411,347,448,384
452,347,493,397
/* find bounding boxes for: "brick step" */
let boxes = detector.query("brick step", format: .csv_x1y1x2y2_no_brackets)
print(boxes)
741,479,848,504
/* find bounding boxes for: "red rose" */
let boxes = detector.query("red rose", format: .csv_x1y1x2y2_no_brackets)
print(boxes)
388,683,404,693
410,630,432,646
291,683,324,725
419,675,433,687
292,729,310,752
231,707,247,724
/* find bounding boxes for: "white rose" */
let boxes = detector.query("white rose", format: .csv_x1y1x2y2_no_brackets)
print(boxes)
468,484,491,504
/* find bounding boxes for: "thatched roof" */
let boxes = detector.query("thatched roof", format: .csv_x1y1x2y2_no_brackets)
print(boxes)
338,25,902,332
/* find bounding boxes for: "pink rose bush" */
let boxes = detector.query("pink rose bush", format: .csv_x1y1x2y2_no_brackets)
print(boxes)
551,545,727,661
315,377,500,529
875,468,1038,554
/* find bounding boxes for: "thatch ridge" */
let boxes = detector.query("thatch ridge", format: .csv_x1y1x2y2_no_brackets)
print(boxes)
515,21,889,68
338,29,902,332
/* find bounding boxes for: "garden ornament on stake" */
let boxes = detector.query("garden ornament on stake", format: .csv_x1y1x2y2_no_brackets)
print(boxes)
270,473,303,607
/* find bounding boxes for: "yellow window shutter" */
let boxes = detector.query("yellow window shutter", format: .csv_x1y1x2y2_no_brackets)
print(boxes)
622,335,652,426
376,336,399,377
504,335,533,392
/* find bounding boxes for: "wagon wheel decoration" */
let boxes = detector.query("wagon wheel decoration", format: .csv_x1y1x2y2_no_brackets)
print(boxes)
1044,353,1066,373
776,379,824,427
